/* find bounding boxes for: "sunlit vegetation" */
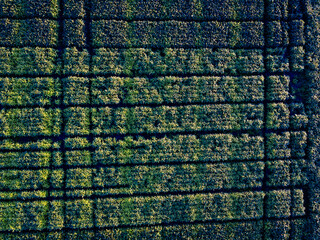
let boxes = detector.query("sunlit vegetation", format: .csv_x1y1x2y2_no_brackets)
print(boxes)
0,0,314,238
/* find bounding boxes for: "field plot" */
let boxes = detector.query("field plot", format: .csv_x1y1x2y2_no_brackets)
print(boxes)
0,0,319,239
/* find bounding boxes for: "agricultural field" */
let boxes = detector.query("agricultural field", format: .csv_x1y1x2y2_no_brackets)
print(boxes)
0,0,319,239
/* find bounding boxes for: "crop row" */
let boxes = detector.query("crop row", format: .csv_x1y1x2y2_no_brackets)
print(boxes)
0,47,305,75
90,0,303,21
0,19,305,48
0,127,306,159
93,132,306,163
82,48,264,75
0,0,59,18
0,219,307,239
0,75,264,106
93,20,305,48
0,102,308,137
0,190,305,231
92,21,263,48
0,132,307,167
0,19,58,47
0,130,307,168
0,75,308,106
0,104,263,137
0,0,304,21
1,159,308,192
0,162,262,191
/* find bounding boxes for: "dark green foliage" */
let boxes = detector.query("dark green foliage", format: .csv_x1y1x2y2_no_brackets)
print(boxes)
290,20,305,45
0,0,59,18
264,220,290,240
91,0,128,19
291,159,308,186
265,159,308,187
92,21,263,47
266,103,290,129
0,169,49,190
265,189,304,219
66,168,92,188
292,189,305,217
91,75,264,104
0,77,60,106
0,0,312,237
94,221,263,239
266,21,289,47
64,107,90,135
266,190,291,218
201,22,264,48
63,19,86,47
266,48,290,72
0,108,61,137
92,20,130,47
91,104,263,134
66,150,91,166
161,221,263,240
92,48,264,75
63,0,85,18
266,160,290,187
202,0,264,20
0,47,58,75
63,77,89,105
266,132,291,159
63,48,90,75
94,162,264,193
93,134,264,165
266,75,290,101
290,131,307,158
65,200,93,228
0,152,51,168
290,46,305,72
95,192,264,227
290,219,308,239
266,0,288,20
91,0,264,20
0,19,58,47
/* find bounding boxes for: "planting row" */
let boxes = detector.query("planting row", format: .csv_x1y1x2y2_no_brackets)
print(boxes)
0,75,308,106
0,0,304,21
0,102,308,137
0,219,307,239
0,19,58,47
0,131,306,167
0,19,305,48
0,190,305,231
0,104,264,137
0,47,305,75
0,159,308,192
